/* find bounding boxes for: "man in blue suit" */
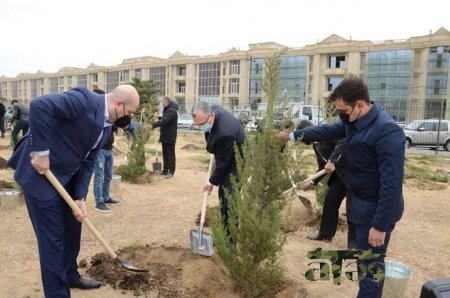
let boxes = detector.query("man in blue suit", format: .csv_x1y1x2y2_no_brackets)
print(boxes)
278,75,405,298
7,85,140,297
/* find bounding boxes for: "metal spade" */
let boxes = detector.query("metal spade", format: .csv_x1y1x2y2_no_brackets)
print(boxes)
190,155,215,256
45,170,148,272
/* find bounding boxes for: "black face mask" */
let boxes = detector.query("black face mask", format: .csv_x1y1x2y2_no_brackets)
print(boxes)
115,115,131,128
114,104,131,128
338,112,351,125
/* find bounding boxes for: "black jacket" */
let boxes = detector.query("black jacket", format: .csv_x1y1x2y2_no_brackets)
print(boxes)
152,101,179,144
205,105,246,186
312,138,350,189
0,103,5,117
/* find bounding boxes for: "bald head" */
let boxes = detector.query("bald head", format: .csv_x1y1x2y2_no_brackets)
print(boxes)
106,84,140,123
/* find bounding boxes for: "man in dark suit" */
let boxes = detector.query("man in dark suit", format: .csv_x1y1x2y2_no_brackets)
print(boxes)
192,101,245,229
7,85,140,297
152,96,179,178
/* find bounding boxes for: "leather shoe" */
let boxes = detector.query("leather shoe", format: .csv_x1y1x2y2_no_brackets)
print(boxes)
306,233,332,242
68,277,101,289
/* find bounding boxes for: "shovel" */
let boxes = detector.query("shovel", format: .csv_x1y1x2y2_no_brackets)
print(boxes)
152,129,162,174
190,155,215,256
44,170,148,272
282,169,327,198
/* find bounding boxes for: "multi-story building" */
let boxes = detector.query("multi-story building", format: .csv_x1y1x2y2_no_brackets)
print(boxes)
1,27,449,122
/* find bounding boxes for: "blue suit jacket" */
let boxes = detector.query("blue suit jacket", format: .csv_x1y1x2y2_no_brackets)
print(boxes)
7,87,111,200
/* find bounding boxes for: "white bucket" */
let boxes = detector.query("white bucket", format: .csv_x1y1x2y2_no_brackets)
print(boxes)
382,260,412,298
110,175,122,195
0,190,23,211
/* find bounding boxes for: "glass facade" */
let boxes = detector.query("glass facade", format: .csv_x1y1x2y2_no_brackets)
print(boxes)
149,67,166,95
106,71,119,92
279,56,307,102
77,75,87,88
49,77,58,94
366,49,413,122
428,46,450,68
198,62,220,103
249,58,264,104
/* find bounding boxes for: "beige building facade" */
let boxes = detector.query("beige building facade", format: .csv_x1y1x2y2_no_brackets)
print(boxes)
1,27,450,121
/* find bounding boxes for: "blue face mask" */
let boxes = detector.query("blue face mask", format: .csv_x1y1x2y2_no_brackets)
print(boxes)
200,123,213,132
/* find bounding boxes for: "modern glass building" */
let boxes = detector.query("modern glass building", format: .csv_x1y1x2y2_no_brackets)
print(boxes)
1,28,450,122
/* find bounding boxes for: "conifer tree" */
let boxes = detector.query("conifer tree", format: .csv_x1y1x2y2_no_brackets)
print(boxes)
211,52,293,297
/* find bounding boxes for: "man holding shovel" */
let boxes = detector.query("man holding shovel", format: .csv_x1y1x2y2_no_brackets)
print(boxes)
7,85,140,297
192,102,245,231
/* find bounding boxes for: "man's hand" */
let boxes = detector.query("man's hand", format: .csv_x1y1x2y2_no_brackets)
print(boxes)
324,161,336,173
368,227,386,247
276,131,291,143
203,183,213,195
73,200,88,222
31,154,50,175
297,180,313,191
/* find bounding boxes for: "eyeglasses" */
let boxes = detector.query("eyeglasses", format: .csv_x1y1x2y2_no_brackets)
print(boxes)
193,113,211,126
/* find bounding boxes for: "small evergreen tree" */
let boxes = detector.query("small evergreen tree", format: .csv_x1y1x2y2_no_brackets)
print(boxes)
117,79,159,182
211,52,293,297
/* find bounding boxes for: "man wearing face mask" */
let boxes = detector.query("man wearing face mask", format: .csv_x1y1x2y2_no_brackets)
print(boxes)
7,85,140,297
192,102,245,230
277,75,405,298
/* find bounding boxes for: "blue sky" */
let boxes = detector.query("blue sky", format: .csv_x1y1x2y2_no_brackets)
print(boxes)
1,0,449,77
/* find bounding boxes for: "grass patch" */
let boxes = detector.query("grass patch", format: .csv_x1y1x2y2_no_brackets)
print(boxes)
191,154,210,164
404,163,448,182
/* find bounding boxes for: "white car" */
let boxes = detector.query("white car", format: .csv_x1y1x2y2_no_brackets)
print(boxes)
177,113,195,130
404,119,450,151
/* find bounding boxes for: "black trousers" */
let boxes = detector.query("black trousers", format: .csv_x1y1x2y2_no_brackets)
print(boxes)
161,143,176,175
319,174,356,248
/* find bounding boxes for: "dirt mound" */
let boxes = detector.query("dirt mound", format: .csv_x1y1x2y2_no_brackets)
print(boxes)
0,180,15,190
86,245,233,297
85,245,304,297
181,144,203,151
405,179,447,191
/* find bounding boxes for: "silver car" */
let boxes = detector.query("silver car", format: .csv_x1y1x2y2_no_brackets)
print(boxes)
404,119,450,151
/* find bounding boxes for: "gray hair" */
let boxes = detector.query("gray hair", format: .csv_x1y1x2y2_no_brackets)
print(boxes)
161,96,172,103
192,101,212,115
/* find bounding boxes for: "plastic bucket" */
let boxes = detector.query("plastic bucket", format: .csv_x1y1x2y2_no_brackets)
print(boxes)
0,190,23,211
382,260,412,298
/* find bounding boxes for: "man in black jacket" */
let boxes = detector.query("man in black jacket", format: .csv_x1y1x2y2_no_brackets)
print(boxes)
192,101,245,229
152,96,178,178
0,101,5,138
298,120,355,249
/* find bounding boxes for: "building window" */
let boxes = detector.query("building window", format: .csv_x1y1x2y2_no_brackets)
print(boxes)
327,77,343,91
251,58,264,75
31,79,38,98
106,71,119,92
134,69,142,79
229,60,240,75
91,73,98,82
122,70,129,82
59,77,64,85
11,81,18,100
198,62,221,97
178,66,186,76
426,73,448,96
429,46,450,68
229,78,239,94
150,67,166,95
77,75,87,87
328,55,346,69
178,82,186,93
49,77,59,94
67,76,72,86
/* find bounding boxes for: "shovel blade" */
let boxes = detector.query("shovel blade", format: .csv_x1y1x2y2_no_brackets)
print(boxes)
116,257,148,272
190,229,214,256
152,161,162,175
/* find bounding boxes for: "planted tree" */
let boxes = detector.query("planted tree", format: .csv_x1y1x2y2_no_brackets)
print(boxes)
117,79,159,182
211,52,294,297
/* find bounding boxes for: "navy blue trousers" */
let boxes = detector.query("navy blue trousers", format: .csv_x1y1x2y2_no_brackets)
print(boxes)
24,187,82,298
356,224,392,298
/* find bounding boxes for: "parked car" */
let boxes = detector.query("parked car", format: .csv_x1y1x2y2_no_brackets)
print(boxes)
404,119,450,151
177,113,195,130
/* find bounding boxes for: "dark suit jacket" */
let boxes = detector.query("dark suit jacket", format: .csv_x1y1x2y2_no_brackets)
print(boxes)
205,105,245,186
7,87,111,200
152,101,179,144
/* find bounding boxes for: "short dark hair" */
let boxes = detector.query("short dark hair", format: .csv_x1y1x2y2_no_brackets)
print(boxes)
297,120,313,130
329,74,370,106
93,88,105,94
11,99,18,105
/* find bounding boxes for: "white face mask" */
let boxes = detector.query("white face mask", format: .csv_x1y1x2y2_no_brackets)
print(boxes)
200,123,213,132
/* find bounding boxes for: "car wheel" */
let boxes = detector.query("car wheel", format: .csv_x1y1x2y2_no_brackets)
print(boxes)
444,140,450,152
405,138,411,149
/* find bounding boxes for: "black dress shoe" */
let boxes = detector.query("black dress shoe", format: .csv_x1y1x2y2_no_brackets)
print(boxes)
306,233,332,242
68,277,101,289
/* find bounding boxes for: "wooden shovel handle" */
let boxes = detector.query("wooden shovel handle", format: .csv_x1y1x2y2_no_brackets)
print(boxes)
44,170,117,259
301,169,326,184
199,155,215,226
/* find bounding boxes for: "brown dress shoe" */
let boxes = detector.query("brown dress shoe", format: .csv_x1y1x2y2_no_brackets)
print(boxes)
306,233,332,242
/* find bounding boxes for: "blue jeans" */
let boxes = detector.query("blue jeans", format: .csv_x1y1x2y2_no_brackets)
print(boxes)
93,149,113,205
